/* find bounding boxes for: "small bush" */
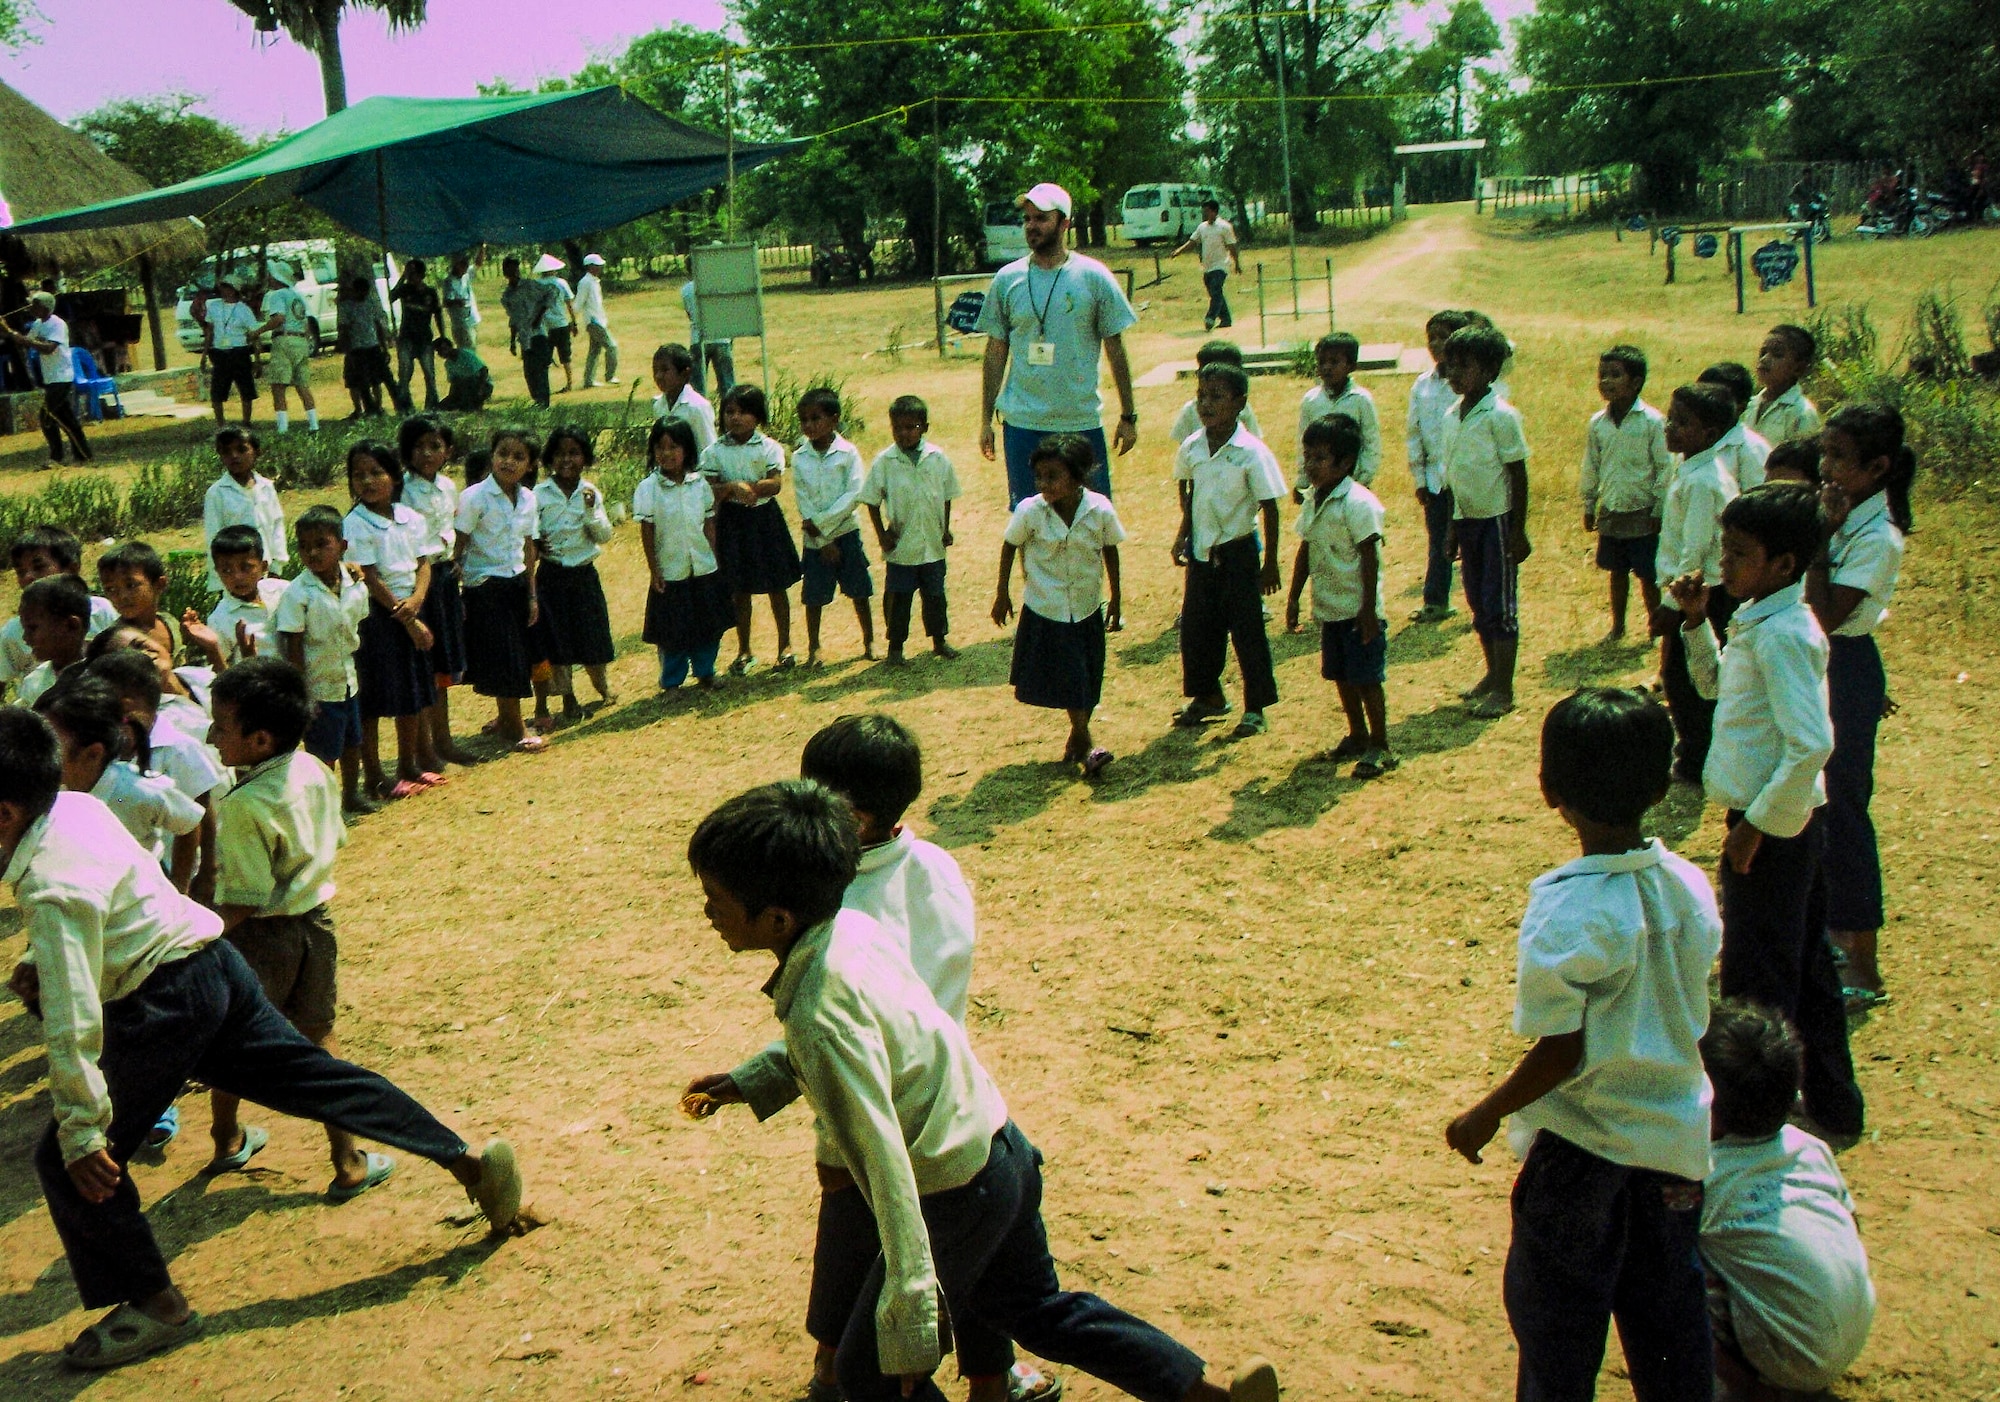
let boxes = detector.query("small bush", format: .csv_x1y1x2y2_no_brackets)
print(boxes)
1904,288,1972,381
35,475,122,540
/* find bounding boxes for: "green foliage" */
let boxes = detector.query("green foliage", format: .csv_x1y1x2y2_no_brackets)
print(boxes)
75,94,253,188
1783,0,2000,164
0,0,34,50
1904,289,1972,382
33,476,122,540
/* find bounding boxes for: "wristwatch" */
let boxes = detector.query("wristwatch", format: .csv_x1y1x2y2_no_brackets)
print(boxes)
1119,413,1138,425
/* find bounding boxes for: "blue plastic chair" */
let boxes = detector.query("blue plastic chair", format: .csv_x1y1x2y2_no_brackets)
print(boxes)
71,347,122,421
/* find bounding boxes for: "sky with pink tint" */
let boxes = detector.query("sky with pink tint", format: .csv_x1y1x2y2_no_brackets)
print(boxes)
6,0,728,134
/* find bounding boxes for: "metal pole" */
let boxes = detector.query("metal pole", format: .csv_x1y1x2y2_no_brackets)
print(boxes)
724,48,737,238
1257,262,1266,349
1272,17,1299,320
1325,259,1334,331
1733,233,1746,314
933,98,947,359
376,150,398,337
1803,223,1817,308
934,280,947,361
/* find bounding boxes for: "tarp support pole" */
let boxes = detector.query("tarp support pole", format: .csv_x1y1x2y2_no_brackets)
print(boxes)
376,150,400,336
138,254,167,372
725,49,737,238
934,97,946,358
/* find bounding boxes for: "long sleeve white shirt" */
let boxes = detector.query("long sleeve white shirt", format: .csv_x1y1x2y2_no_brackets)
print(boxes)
1580,400,1673,517
1656,448,1738,584
202,472,289,590
1405,367,1458,493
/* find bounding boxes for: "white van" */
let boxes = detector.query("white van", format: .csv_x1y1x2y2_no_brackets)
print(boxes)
1118,184,1229,246
174,240,348,353
981,201,1029,267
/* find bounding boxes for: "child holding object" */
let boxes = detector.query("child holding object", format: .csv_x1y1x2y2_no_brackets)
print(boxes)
634,418,735,691
703,383,802,674
993,433,1126,776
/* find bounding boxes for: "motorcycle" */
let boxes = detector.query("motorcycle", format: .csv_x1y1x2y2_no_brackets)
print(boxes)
1786,191,1832,244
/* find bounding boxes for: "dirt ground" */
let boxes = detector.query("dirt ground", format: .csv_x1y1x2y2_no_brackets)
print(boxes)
2,206,1998,1401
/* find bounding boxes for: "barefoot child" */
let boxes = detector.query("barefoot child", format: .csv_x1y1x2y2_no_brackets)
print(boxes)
703,385,802,673
1441,322,1530,717
682,780,1279,1402
1284,414,1392,778
862,396,962,664
1406,311,1472,623
202,428,288,594
793,388,877,665
1295,331,1380,497
1580,345,1672,643
994,433,1125,774
532,426,617,722
398,416,476,773
456,428,546,753
1447,688,1720,1401
184,526,287,671
343,441,440,798
634,419,735,691
1,705,521,1372
1748,325,1821,448
273,506,376,814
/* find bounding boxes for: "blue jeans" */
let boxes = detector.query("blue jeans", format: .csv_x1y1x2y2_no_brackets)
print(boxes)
1202,268,1231,327
657,639,721,688
36,940,466,1308
1001,423,1112,508
691,341,735,398
834,1122,1207,1402
1505,1131,1712,1402
1418,487,1455,609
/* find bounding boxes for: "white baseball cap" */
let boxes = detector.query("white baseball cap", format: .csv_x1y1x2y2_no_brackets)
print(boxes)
1019,182,1072,217
533,253,565,273
582,253,605,266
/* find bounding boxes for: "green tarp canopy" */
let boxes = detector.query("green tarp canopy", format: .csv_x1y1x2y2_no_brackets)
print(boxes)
9,86,797,256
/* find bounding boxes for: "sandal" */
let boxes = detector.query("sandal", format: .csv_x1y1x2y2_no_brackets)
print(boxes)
417,772,448,787
1173,699,1232,729
1082,747,1113,778
1320,734,1370,761
63,1303,204,1371
1009,1363,1064,1402
513,735,548,754
144,1104,180,1150
384,779,426,800
1352,750,1399,780
204,1124,269,1174
729,654,756,676
774,652,798,671
1231,711,1269,738
1843,985,1891,1012
468,1138,523,1233
327,1151,396,1202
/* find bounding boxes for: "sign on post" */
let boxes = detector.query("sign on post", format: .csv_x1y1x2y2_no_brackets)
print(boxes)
1751,240,1800,292
689,243,764,341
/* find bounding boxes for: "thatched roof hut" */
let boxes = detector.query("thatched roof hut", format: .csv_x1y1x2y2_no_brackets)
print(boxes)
0,78,205,277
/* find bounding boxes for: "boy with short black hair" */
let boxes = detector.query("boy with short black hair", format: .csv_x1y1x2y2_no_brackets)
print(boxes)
1448,686,1720,1402
683,779,1278,1402
185,525,287,672
4,526,118,697
435,335,493,412
202,428,288,594
793,388,877,665
14,574,93,708
1748,325,1821,448
1296,331,1380,494
651,342,716,452
1441,322,1530,716
1173,361,1284,737
1406,310,1472,623
274,506,374,814
1698,363,1770,490
1670,482,1864,1142
1582,344,1673,642
1656,383,1744,783
862,395,961,664
1168,341,1263,445
96,541,178,661
1699,1000,1875,1400
0,705,521,1372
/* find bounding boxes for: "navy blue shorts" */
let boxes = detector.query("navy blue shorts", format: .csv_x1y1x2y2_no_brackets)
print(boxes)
884,559,947,598
1595,532,1660,581
801,530,874,606
1456,513,1519,640
1320,617,1387,685
303,694,362,765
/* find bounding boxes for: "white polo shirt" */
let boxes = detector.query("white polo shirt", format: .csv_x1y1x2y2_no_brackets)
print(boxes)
1169,399,1260,445
205,576,289,667
1443,391,1529,521
1716,423,1771,491
1507,839,1720,1182
653,386,717,453
343,502,433,600
1190,217,1237,273
861,442,962,568
1405,367,1458,494
1297,380,1382,487
1580,400,1672,518
534,477,614,568
273,566,367,702
793,435,867,541
573,271,608,328
1296,477,1386,623
454,476,537,585
1825,491,1904,637
1656,447,1739,585
401,471,459,556
1173,422,1286,562
1003,489,1126,623
632,470,717,581
203,471,290,589
1746,384,1820,448
90,758,204,861
28,314,73,383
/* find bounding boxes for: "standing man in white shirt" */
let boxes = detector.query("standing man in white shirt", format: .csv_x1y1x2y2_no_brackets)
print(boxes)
5,291,92,468
680,277,735,398
575,254,619,388
442,253,480,351
202,281,263,427
1172,199,1240,332
977,182,1141,506
257,267,319,435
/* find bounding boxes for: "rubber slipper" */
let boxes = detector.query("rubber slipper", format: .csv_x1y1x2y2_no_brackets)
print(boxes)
469,1138,523,1233
417,771,449,787
1228,1357,1279,1402
63,1303,204,1371
1352,750,1399,780
774,652,798,670
145,1104,180,1150
384,779,426,800
1173,700,1232,728
1009,1363,1064,1402
203,1124,268,1174
1321,734,1369,761
513,735,548,753
1232,711,1269,737
327,1151,396,1202
1083,747,1113,778
804,1378,843,1402
1843,985,1891,1012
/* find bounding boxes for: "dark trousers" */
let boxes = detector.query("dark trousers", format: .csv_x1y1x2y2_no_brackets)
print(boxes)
1823,635,1885,931
1180,535,1277,711
1001,423,1112,508
41,382,91,462
35,940,466,1309
834,1123,1206,1402
1201,269,1231,327
1504,1132,1712,1402
522,334,553,406
1717,813,1865,1136
885,560,949,648
1658,594,1738,781
691,341,736,398
1419,486,1455,609
810,1182,1014,1375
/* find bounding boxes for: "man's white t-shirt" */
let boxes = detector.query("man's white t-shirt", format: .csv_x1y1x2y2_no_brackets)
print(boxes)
260,287,311,337
205,299,259,350
28,315,72,384
1191,218,1237,273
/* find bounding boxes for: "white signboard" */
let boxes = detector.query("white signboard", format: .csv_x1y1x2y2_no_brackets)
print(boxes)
690,243,764,341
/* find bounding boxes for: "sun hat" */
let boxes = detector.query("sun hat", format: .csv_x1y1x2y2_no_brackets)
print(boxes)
533,253,565,274
1019,182,1072,217
27,290,55,310
582,253,605,266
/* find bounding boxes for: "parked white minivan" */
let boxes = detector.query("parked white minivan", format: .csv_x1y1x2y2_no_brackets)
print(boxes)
174,240,345,353
1118,183,1230,246
981,201,1030,267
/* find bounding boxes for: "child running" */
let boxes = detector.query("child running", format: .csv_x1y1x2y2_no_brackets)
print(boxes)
343,440,440,798
634,418,735,691
532,426,617,724
703,384,802,674
202,428,288,594
1448,687,1720,1402
274,506,376,814
862,396,962,664
681,779,1280,1402
993,433,1126,775
1580,345,1672,643
792,388,877,666
398,416,476,773
456,428,546,753
1284,413,1392,777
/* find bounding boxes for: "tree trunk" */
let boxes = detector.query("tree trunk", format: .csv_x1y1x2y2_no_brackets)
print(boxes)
315,0,348,114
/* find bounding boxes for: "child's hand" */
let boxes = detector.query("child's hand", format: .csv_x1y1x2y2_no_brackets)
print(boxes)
1507,528,1533,565
992,591,1014,627
9,961,40,1018
1106,593,1122,632
880,528,900,552
1723,820,1764,874
650,573,667,595
1260,559,1282,595
1819,481,1852,531
182,613,221,660
345,564,365,583
1284,598,1301,632
1170,532,1190,567
525,595,539,628
391,595,419,623
940,528,953,548
235,621,257,658
1667,572,1709,621
1446,1105,1500,1165
681,1072,744,1119
1358,613,1381,646
67,1149,122,1205
406,618,435,652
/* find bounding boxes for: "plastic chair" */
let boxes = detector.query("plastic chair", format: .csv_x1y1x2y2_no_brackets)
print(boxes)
71,348,123,421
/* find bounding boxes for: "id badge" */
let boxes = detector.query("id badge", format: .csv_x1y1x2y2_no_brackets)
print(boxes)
1028,340,1056,367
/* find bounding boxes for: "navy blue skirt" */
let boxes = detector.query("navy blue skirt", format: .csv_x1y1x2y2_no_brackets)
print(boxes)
355,598,438,720
461,572,540,699
420,556,467,683
714,499,803,594
535,557,616,668
642,570,736,655
1010,606,1106,711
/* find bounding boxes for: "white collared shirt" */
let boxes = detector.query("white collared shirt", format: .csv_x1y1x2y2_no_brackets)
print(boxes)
205,577,289,667
215,751,345,917
1580,400,1672,516
401,471,459,555
861,441,962,567
90,759,204,861
1173,421,1286,562
344,502,433,599
534,477,614,568
203,472,289,590
15,661,60,708
443,272,480,325
6,792,222,1163
631,470,717,581
1296,477,1386,622
1297,380,1381,487
1684,582,1832,838
150,700,229,810
1170,398,1261,445
1507,839,1720,1182
1826,491,1904,636
454,476,537,585
1747,384,1820,448
29,314,72,383
1406,367,1458,493
1702,1127,1876,1392
573,271,607,327
204,298,259,350
1443,392,1530,520
1003,490,1126,622
1715,423,1771,491
2,595,116,687
653,386,717,452
793,435,867,541
1656,447,1739,584
272,566,368,702
700,433,788,522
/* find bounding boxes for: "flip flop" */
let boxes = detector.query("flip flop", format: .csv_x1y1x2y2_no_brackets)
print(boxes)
1083,747,1113,778
384,779,426,800
1320,735,1370,761
1843,986,1891,1012
1173,700,1232,728
327,1151,396,1202
1009,1363,1064,1402
204,1124,269,1174
417,772,449,787
144,1104,180,1150
63,1304,204,1371
513,735,548,754
1228,1357,1279,1402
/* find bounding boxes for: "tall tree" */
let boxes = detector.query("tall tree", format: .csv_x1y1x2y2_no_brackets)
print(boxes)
224,0,429,115
1783,0,2000,164
0,0,33,49
75,95,254,188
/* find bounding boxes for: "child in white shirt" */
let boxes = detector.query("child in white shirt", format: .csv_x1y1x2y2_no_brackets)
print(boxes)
13,573,91,708
702,384,801,673
397,417,476,775
532,427,618,722
454,429,543,752
201,429,288,594
1581,346,1673,642
792,388,876,665
1449,688,1719,1402
274,506,373,814
1748,325,1822,448
862,395,962,664
345,442,441,797
3,527,117,699
1656,383,1743,782
1698,363,1771,491
1407,311,1471,623
1441,323,1531,716
38,674,202,863
1167,340,1263,444
1294,331,1380,494
185,526,287,672
651,343,716,452
634,418,734,690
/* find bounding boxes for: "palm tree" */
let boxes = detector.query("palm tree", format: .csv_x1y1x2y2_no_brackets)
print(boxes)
227,0,429,116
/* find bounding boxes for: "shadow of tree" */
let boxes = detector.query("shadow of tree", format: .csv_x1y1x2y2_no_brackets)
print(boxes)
1543,638,1652,691
1386,620,1462,666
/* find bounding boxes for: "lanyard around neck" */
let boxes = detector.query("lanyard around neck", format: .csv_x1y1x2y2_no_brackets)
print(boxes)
1025,262,1064,338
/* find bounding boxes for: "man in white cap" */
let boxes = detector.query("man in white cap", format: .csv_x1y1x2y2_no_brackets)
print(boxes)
5,290,92,467
575,253,619,388
534,253,578,394
976,182,1139,507
258,264,319,433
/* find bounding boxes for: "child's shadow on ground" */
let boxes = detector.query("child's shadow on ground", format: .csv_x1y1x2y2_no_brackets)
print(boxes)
1543,638,1651,691
1114,624,1178,670
1387,620,1462,667
1650,780,1708,849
